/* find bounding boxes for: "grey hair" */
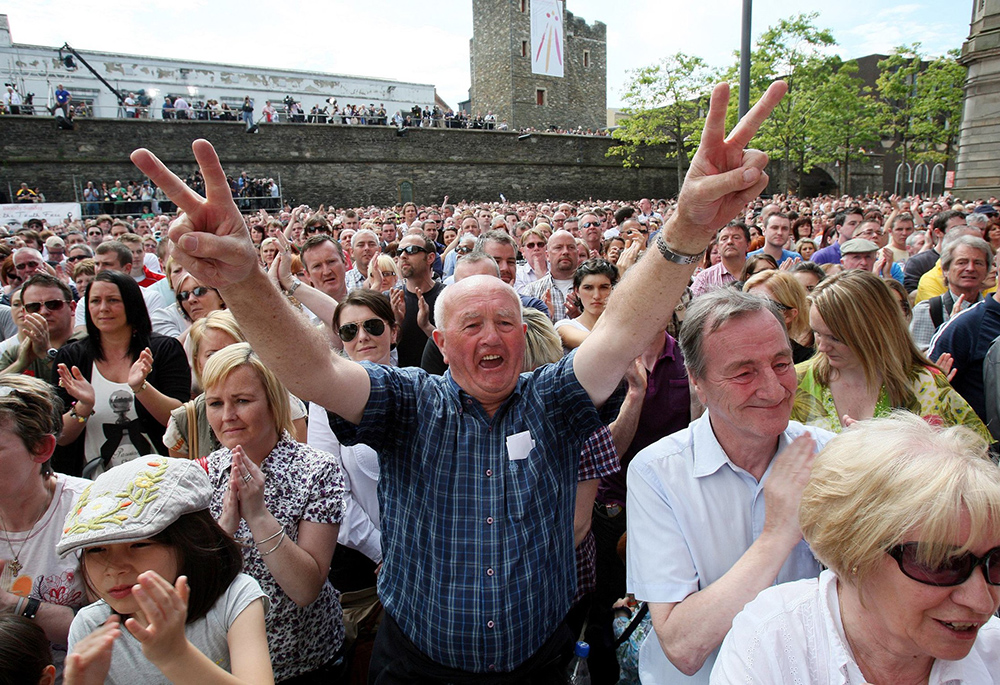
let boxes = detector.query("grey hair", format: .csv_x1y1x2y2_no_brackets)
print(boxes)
678,288,786,379
966,213,990,231
455,251,500,277
350,229,380,248
905,230,926,249
940,235,993,273
475,230,518,253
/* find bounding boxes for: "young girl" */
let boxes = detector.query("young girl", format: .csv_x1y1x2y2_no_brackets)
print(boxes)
59,456,273,685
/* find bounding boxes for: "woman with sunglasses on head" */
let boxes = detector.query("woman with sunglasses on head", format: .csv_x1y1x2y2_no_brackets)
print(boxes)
163,311,308,459
53,271,190,478
712,413,1000,684
743,270,814,364
791,270,988,438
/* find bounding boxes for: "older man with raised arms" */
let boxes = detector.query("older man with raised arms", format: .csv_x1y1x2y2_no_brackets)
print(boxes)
132,80,789,683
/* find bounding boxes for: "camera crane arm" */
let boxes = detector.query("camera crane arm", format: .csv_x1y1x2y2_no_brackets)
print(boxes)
59,43,126,105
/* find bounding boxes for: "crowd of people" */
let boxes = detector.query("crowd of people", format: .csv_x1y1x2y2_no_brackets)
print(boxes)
0,80,998,685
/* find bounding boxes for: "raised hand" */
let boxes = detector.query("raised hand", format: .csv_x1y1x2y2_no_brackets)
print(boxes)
761,433,816,547
128,347,154,392
390,288,406,324
131,140,259,290
64,615,120,685
668,81,788,253
58,363,96,408
217,465,242,535
231,445,267,523
124,572,190,668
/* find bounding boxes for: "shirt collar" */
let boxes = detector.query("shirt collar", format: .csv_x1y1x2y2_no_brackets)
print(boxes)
691,412,792,479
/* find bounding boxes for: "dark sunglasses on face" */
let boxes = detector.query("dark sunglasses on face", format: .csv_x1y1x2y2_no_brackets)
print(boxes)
67,254,88,263
178,286,213,301
15,261,39,270
399,245,429,255
581,222,601,229
523,242,545,249
305,225,326,234
338,318,386,342
23,299,68,314
888,542,1000,587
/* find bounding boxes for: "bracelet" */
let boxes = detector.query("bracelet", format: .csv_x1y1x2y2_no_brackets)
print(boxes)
655,232,706,265
259,530,286,556
254,528,283,546
69,402,94,423
21,597,40,620
132,380,149,395
286,278,302,296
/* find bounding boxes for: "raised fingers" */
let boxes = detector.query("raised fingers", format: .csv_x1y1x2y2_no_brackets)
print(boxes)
192,139,235,206
131,148,204,215
700,82,731,149
725,80,788,149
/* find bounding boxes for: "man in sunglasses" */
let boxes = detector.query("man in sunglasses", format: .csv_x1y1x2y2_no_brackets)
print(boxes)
579,212,603,257
0,274,79,378
395,234,444,368
134,78,790,684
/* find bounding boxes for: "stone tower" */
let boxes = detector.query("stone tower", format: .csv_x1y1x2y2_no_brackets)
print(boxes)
954,0,1000,197
470,0,607,131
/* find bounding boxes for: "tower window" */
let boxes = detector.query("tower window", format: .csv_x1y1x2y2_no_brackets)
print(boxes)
520,0,526,12
522,40,528,57
584,50,590,68
536,88,547,106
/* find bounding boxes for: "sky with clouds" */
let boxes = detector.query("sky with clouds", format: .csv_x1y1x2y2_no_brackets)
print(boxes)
11,1,972,109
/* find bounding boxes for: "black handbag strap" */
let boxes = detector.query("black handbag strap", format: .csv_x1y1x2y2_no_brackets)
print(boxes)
614,602,649,647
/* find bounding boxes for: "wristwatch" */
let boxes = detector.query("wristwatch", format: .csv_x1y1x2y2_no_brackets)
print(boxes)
287,279,303,296
46,347,58,360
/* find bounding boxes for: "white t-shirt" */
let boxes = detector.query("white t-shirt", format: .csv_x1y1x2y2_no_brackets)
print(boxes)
69,573,268,684
711,569,1000,684
84,365,154,472
0,474,90,674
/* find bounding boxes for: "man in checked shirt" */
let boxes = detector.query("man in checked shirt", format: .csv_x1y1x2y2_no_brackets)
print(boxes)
133,79,790,684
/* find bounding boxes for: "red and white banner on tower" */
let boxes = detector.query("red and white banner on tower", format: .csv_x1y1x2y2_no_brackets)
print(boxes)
531,0,564,78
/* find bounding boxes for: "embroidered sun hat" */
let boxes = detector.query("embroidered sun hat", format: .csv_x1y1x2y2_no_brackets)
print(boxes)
57,456,212,557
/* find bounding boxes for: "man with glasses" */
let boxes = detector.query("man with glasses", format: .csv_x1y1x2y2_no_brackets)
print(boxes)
524,230,581,322
43,237,67,266
579,212,603,257
395,234,444,368
0,274,79,378
13,248,47,282
905,210,969,293
66,245,94,267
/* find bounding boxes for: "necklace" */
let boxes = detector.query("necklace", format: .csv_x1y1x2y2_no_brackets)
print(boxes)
0,497,49,579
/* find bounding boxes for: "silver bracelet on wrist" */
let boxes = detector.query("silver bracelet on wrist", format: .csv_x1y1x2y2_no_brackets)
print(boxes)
254,528,283,546
655,232,706,265
259,530,286,556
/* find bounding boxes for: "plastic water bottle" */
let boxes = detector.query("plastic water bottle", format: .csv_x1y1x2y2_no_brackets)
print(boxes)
565,640,591,684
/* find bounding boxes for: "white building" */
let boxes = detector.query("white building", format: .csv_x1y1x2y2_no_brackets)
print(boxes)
0,14,435,120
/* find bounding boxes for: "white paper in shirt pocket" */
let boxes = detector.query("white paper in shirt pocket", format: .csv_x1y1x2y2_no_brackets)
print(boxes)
506,430,536,461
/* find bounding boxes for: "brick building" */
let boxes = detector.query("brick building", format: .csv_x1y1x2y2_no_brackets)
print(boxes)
470,0,607,131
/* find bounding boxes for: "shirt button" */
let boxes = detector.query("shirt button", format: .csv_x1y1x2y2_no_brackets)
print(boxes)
486,469,493,477
487,620,495,629
486,516,494,524
487,568,494,576
488,665,496,672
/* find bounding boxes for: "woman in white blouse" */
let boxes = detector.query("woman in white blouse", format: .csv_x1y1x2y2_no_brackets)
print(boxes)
712,412,1000,684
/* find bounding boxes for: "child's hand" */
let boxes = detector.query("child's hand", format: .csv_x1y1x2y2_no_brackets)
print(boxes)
124,571,191,669
65,615,120,685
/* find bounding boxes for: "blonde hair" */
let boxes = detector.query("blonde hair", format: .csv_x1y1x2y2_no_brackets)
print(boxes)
368,254,398,279
743,270,811,346
189,311,247,383
808,270,932,406
201,342,294,438
522,307,562,371
801,412,1000,589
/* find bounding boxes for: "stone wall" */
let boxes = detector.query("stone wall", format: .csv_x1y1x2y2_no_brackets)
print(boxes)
0,117,678,206
470,0,607,131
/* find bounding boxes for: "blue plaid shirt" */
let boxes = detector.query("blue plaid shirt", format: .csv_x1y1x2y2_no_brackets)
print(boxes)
327,352,621,672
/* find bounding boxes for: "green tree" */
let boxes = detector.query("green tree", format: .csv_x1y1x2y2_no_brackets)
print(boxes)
910,49,966,167
607,52,713,189
875,44,924,168
810,59,881,194
733,13,837,193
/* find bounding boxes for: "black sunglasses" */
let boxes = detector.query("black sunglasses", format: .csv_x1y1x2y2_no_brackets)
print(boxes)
67,254,89,263
177,286,214,302
399,245,429,255
338,318,386,342
23,299,69,314
305,225,327,234
581,221,602,229
888,542,1000,587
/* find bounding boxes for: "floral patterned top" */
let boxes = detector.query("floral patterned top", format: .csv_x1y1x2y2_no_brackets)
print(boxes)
207,432,346,681
791,357,991,440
